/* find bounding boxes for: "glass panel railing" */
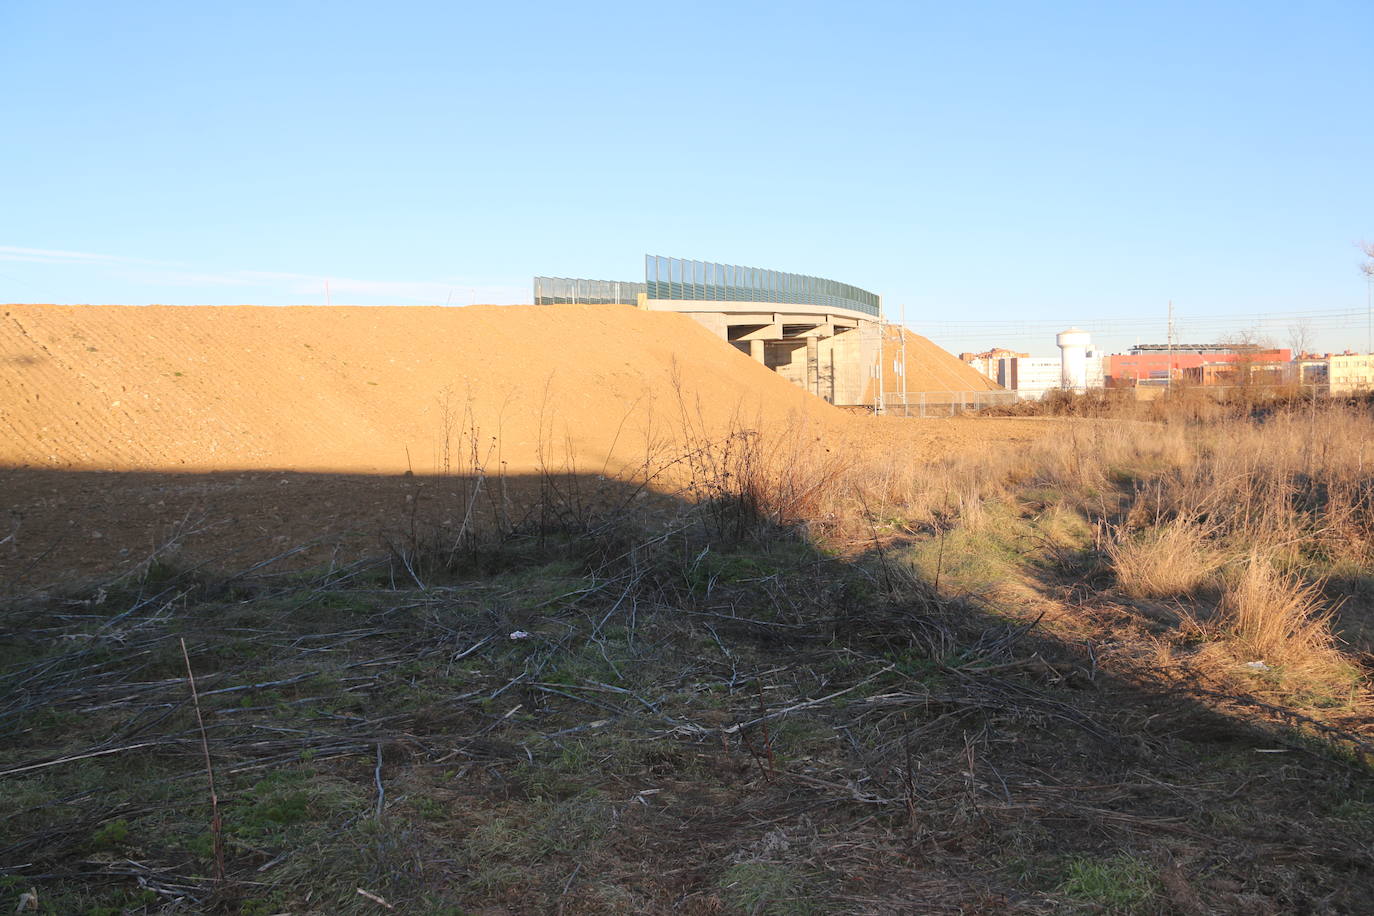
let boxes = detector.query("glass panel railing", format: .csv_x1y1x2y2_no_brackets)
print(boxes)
532,277,645,306
536,259,880,317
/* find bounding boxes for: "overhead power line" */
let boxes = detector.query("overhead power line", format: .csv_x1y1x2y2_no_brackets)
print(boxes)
919,305,1364,332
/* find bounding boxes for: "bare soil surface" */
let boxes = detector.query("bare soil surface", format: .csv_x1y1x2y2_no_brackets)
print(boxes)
0,415,1049,589
1,303,1003,475
0,304,1044,586
864,326,1003,398
2,307,1369,915
1,303,841,474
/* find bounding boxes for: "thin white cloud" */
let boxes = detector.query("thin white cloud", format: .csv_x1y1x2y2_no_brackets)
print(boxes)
129,268,526,304
0,245,165,266
240,270,459,302
3,244,528,304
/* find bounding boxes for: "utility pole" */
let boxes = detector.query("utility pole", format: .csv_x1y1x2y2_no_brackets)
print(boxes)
876,320,886,416
1167,300,1174,391
1360,243,1373,354
1367,273,1372,354
900,303,909,416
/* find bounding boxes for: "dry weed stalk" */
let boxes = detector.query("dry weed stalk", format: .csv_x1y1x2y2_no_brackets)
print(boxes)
667,368,846,538
179,637,225,883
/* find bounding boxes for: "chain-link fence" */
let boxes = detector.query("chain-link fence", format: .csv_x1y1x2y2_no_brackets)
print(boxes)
1114,382,1334,401
872,390,1020,417
866,384,1357,419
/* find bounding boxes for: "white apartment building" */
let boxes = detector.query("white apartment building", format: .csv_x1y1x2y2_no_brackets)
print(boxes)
1328,353,1374,395
995,357,1063,399
994,353,1106,399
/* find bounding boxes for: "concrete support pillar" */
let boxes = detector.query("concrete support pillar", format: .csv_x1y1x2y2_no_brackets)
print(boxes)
806,335,819,395
749,339,765,363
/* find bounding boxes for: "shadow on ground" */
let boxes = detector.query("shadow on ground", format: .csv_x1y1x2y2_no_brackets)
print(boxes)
1,467,1372,914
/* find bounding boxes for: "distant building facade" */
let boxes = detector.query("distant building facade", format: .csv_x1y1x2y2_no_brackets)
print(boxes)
1182,361,1291,387
1327,353,1374,395
960,348,1027,382
977,351,1105,400
1296,357,1330,391
962,331,1104,399
1104,347,1292,387
958,337,1372,399
995,357,1066,400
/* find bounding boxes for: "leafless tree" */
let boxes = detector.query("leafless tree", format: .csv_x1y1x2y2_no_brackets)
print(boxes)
1287,319,1314,358
1220,328,1273,392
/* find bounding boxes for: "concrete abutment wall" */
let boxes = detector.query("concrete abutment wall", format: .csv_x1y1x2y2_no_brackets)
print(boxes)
656,297,880,405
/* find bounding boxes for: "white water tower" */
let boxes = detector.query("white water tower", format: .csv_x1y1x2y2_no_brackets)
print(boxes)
1057,328,1092,392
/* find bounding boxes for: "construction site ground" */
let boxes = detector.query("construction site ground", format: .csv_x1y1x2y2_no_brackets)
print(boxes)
3,304,1368,915
1,303,1042,586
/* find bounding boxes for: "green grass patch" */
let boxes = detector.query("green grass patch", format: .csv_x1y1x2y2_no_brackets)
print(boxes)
902,501,1031,596
718,862,817,915
1058,853,1159,911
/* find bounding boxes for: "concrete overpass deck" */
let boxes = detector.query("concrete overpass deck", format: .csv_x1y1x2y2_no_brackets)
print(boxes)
641,297,875,344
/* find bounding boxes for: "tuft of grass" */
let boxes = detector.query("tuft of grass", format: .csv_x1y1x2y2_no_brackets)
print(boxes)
718,862,817,916
902,501,1030,597
463,793,611,864
89,817,131,851
1106,518,1220,598
1219,556,1340,671
1058,853,1159,911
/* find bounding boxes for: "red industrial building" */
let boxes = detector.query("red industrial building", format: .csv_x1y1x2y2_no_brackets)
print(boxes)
1104,345,1292,386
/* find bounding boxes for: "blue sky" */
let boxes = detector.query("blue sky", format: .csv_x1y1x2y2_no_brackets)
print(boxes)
3,0,1371,355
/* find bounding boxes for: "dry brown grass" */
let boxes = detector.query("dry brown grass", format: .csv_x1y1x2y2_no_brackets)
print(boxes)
6,395,1372,913
1133,405,1372,557
1218,555,1341,669
872,403,1369,568
1105,519,1220,599
658,397,1371,700
809,400,1372,706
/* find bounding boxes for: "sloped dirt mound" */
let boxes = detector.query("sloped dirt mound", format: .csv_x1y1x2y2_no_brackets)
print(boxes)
0,304,845,474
